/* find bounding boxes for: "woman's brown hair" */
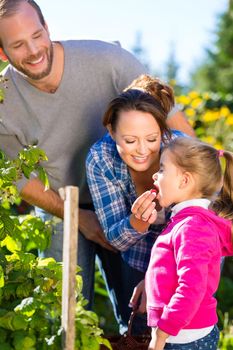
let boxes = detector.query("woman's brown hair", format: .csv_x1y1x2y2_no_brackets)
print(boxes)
103,75,174,143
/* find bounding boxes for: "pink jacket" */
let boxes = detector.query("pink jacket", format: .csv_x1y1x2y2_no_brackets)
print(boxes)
145,206,233,336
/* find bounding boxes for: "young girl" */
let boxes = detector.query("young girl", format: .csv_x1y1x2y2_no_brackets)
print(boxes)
132,137,233,350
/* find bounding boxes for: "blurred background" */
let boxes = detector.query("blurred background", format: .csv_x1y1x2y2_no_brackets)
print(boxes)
35,0,228,91
1,0,233,347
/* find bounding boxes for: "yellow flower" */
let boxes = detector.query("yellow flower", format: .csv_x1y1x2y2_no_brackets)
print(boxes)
219,106,231,118
214,142,223,150
189,119,195,127
226,114,233,125
202,110,220,122
185,108,196,117
201,135,216,145
188,91,199,99
202,92,210,100
191,98,203,109
177,95,191,106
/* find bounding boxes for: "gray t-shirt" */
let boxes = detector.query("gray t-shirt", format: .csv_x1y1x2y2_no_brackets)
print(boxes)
0,40,146,204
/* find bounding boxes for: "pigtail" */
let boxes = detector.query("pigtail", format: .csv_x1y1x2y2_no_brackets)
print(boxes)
211,150,233,239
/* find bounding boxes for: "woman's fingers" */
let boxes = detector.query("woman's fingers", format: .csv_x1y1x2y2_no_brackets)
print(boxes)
132,190,157,221
140,202,156,221
129,279,145,311
131,191,151,213
147,209,158,224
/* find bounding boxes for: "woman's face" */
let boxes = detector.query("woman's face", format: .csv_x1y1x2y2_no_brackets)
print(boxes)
110,110,162,172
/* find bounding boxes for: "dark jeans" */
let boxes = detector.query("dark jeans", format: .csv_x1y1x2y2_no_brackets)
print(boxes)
164,325,219,350
96,246,148,335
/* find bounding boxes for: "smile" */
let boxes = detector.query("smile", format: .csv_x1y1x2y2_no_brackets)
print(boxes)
26,55,44,66
132,155,149,163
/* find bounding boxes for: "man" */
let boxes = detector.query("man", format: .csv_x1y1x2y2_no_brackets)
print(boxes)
0,0,194,323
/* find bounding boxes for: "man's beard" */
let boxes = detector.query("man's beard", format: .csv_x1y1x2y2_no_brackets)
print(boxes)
8,42,54,81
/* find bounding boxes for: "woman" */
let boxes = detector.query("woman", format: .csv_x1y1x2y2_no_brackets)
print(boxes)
86,75,186,334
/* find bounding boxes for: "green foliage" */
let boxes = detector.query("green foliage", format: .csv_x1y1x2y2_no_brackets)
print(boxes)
0,75,8,103
18,147,49,190
163,43,185,96
0,121,111,348
217,276,233,324
191,3,233,94
0,61,8,74
93,268,118,335
176,90,233,151
0,148,111,349
0,145,49,210
0,146,110,350
218,313,233,350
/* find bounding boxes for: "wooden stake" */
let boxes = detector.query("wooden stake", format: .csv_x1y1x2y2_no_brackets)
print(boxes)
60,186,79,350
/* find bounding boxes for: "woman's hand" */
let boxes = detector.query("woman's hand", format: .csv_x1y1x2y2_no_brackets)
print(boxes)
131,190,157,224
129,279,147,313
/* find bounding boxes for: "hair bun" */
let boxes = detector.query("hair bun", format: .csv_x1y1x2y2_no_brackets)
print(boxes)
125,74,174,115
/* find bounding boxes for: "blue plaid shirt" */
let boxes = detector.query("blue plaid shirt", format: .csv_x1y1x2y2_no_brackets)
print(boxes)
86,131,184,272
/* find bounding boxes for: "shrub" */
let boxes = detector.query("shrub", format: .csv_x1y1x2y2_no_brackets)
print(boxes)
0,129,111,349
176,91,233,151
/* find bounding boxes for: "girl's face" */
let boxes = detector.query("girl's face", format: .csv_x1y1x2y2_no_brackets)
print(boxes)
153,149,184,207
110,110,161,172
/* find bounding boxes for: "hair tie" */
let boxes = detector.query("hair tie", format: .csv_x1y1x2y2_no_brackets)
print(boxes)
218,149,224,157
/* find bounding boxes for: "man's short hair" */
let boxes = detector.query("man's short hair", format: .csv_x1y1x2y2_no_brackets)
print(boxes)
0,0,45,24
0,0,45,48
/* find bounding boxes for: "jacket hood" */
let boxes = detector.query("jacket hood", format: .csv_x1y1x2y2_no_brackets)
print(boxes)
173,206,233,257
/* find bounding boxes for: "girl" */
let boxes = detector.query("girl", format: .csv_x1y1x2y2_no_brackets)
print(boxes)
132,137,233,350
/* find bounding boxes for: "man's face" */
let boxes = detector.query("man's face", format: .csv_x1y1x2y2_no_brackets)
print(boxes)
0,2,53,81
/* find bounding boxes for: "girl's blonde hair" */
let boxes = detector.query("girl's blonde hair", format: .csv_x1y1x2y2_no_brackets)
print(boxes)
164,137,233,236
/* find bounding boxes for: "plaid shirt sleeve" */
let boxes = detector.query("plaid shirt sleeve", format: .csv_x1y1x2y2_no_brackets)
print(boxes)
86,149,149,251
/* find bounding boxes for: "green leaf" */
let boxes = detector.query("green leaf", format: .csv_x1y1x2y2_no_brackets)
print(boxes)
0,343,13,350
0,328,7,343
13,331,36,350
16,280,34,299
0,311,27,330
1,236,21,252
37,166,49,190
14,297,38,317
21,164,33,179
98,337,112,349
19,147,48,166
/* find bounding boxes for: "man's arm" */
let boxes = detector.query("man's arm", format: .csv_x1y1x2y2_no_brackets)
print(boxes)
167,110,195,137
21,178,115,251
21,178,64,218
